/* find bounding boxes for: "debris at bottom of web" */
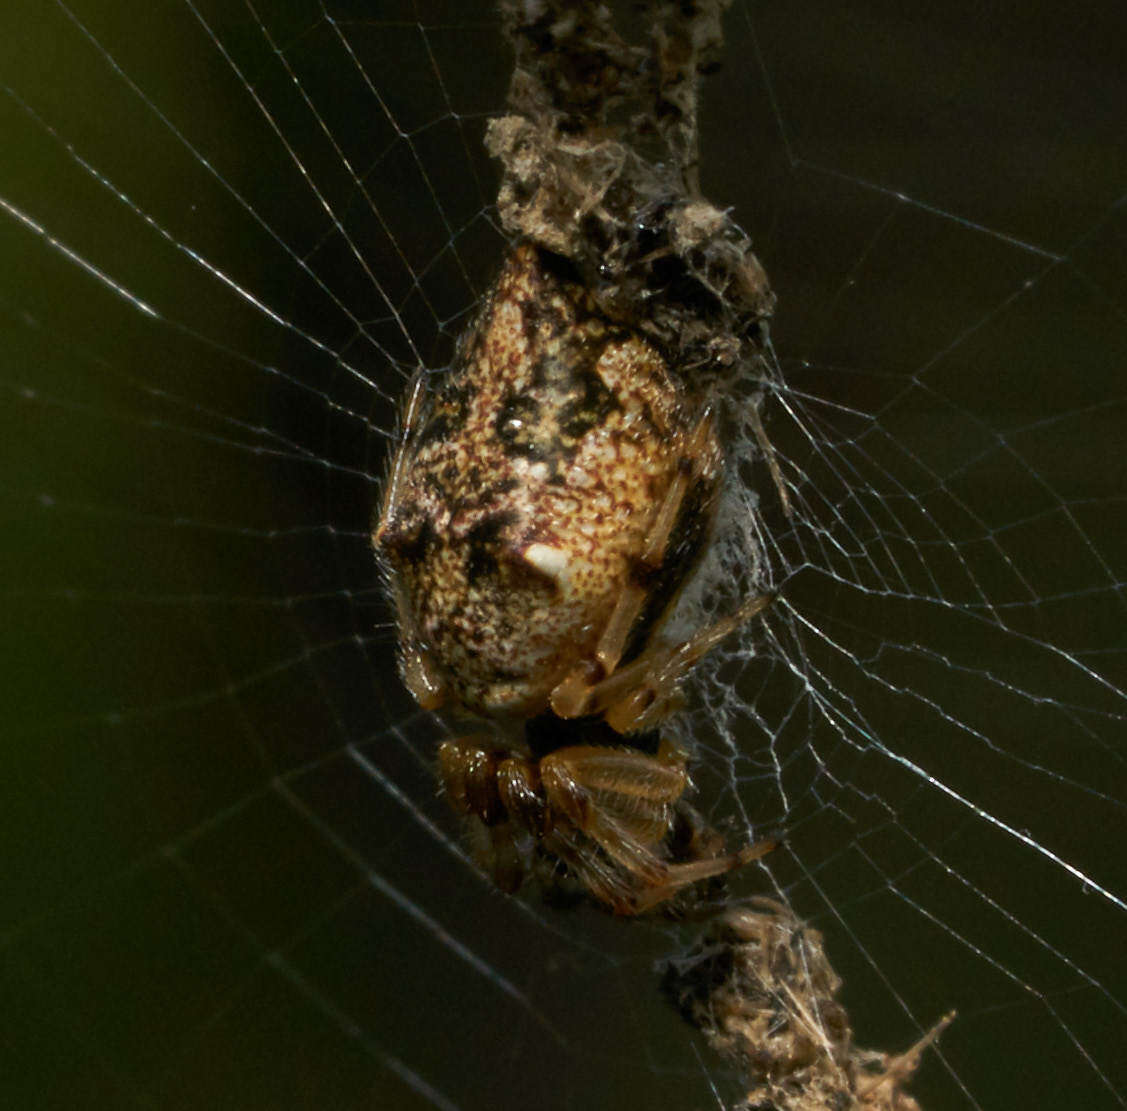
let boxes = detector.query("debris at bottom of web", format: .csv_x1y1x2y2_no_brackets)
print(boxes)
661,898,954,1110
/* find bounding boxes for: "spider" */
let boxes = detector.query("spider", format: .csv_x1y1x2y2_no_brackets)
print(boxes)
374,243,775,914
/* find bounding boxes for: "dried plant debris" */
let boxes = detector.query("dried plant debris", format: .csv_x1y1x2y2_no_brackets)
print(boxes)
661,899,955,1111
493,1,774,394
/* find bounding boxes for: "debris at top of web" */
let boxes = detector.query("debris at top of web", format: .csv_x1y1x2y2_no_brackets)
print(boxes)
491,0,774,392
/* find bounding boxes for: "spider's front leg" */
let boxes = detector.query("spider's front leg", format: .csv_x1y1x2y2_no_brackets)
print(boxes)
585,589,774,735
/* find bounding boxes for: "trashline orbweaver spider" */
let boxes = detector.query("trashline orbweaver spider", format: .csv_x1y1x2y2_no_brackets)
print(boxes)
374,244,775,914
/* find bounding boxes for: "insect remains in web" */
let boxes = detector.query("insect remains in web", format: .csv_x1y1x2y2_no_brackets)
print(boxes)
662,900,956,1108
373,0,786,914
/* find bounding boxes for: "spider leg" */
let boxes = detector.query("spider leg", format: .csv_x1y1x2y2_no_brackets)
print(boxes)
486,821,524,894
374,371,450,710
392,603,447,710
626,836,777,915
542,823,640,913
604,590,773,734
438,736,529,893
541,745,688,881
544,802,776,916
438,737,777,914
554,590,773,732
552,405,720,719
373,368,428,548
540,744,776,914
539,741,694,907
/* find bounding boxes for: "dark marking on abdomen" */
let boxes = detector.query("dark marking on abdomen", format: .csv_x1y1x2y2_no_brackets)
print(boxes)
465,510,519,585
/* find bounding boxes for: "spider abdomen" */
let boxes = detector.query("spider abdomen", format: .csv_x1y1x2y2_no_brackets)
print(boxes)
379,244,720,719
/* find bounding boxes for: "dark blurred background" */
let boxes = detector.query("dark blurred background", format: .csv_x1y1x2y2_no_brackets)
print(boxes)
1,2,1125,1108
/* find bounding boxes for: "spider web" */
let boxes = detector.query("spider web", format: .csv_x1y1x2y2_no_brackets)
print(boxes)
2,2,1125,1108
